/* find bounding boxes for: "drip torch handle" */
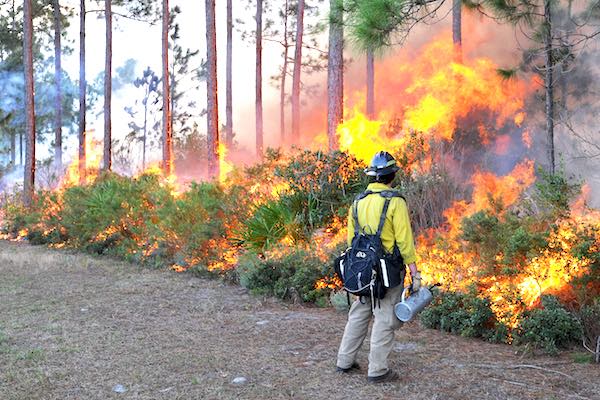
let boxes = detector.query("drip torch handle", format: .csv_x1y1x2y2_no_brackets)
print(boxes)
401,286,411,302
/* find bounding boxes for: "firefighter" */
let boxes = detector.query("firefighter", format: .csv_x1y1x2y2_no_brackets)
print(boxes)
336,150,421,383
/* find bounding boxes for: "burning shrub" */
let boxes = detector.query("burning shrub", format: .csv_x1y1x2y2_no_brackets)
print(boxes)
398,164,465,233
160,181,242,270
513,295,582,355
57,172,173,256
275,150,367,231
237,247,335,306
240,200,306,252
534,168,581,219
570,224,600,302
420,289,508,342
460,210,548,275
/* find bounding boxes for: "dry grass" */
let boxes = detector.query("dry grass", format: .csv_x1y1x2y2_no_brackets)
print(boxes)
0,241,598,400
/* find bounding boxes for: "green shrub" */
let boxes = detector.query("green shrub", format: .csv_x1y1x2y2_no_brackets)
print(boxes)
275,150,366,230
237,248,334,305
570,225,600,300
514,295,582,355
460,210,548,275
420,290,507,341
534,168,581,217
576,299,600,359
240,200,306,252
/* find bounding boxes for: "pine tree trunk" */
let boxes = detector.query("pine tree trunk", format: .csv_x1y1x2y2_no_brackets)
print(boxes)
452,0,462,62
559,0,572,122
205,0,219,178
10,0,16,168
327,0,343,150
10,132,15,167
53,0,63,172
170,69,175,135
366,48,374,118
279,0,289,143
291,0,305,143
544,0,555,174
23,0,36,207
79,0,86,184
143,93,148,170
256,0,263,157
226,0,233,147
162,0,173,176
103,0,112,171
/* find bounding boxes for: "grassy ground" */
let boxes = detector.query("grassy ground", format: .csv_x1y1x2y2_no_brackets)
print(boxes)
0,241,598,400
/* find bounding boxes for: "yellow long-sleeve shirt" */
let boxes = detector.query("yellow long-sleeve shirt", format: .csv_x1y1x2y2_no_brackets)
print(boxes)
347,183,417,265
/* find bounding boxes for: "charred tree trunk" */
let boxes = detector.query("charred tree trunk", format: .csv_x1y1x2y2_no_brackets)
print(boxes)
452,0,462,62
544,0,555,174
226,0,233,147
79,0,86,184
103,0,112,171
256,0,263,157
205,0,219,178
53,0,63,172
23,0,36,207
291,0,305,144
279,0,289,143
162,0,173,176
327,0,343,150
366,48,374,119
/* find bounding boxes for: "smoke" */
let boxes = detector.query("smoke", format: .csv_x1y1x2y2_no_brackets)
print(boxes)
254,3,600,206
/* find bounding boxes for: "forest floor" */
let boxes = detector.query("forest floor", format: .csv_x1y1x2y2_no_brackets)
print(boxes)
0,241,599,400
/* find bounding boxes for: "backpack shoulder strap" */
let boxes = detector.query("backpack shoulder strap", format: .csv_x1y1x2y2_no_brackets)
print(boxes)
375,198,392,238
379,190,405,201
355,190,374,201
352,199,360,235
352,190,376,235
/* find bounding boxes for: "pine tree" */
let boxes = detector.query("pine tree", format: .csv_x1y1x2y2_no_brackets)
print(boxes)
52,0,63,171
103,0,112,171
205,0,219,178
79,0,87,184
291,0,305,143
226,0,233,147
452,0,462,61
327,0,343,150
162,0,173,176
256,0,264,157
23,0,36,206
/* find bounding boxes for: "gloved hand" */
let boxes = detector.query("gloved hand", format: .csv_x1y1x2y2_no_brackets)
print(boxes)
411,271,422,292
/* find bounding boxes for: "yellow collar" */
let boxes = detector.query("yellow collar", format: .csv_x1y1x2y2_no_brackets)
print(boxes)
366,182,392,192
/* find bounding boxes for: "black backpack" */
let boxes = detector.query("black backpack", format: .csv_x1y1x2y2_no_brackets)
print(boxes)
334,190,405,305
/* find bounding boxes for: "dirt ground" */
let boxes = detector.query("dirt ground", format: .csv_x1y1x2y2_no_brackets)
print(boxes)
0,241,598,400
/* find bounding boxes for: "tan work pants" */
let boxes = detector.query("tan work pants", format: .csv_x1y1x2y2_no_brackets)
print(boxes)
336,284,404,377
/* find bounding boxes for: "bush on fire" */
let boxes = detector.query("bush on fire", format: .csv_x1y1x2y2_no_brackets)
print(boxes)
1,151,599,356
513,296,582,355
